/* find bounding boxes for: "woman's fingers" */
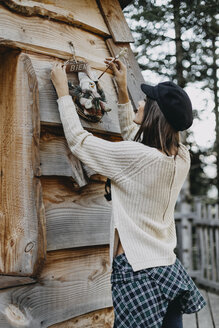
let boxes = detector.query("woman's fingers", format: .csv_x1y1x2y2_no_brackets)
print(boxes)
52,62,62,68
104,59,121,75
107,61,119,74
104,58,126,73
115,59,126,70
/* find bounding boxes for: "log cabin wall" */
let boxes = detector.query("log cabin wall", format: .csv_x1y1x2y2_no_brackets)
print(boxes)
0,1,145,327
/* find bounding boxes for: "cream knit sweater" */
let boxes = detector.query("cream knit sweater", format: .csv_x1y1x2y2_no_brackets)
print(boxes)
57,95,191,272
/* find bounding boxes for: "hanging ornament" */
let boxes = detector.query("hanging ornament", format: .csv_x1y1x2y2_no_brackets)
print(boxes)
64,41,111,123
64,41,88,73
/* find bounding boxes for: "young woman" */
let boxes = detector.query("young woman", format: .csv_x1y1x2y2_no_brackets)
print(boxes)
51,59,206,328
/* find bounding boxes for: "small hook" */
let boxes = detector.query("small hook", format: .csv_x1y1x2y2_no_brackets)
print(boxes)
63,41,77,66
69,41,77,62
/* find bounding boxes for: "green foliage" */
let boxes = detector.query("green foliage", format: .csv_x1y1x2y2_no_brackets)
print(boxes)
189,145,215,195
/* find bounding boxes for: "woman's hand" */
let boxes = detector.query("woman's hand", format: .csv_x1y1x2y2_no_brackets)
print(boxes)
50,62,69,98
104,58,127,91
104,57,129,104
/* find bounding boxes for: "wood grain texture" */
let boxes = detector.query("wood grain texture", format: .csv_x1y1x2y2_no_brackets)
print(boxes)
0,4,109,66
106,40,145,109
2,0,110,36
40,132,96,186
208,290,219,327
41,177,112,251
28,53,121,134
49,307,114,327
0,50,46,276
97,0,134,42
0,275,36,290
0,246,113,327
197,289,213,328
39,126,122,185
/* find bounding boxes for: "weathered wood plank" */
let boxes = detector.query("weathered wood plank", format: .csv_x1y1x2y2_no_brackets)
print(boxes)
40,134,96,186
2,0,110,36
208,290,219,327
0,50,46,276
183,313,197,328
39,126,122,184
41,177,112,251
0,5,109,67
215,204,219,281
205,227,210,280
49,307,114,327
39,125,122,184
196,277,219,290
0,246,113,327
27,54,121,134
195,220,219,226
210,227,216,281
0,275,36,290
106,40,145,109
179,217,192,270
97,0,134,42
216,227,219,281
197,289,213,328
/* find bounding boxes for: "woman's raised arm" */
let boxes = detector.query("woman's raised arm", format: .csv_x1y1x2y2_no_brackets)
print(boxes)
104,58,139,141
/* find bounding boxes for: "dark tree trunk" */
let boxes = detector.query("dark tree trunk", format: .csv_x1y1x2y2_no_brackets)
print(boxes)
172,0,186,88
172,0,191,206
212,33,219,202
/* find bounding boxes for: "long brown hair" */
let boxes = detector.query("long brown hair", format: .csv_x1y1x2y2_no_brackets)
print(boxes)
134,97,180,156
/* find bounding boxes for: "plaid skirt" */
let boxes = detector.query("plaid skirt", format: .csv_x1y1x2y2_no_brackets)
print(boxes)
111,253,207,328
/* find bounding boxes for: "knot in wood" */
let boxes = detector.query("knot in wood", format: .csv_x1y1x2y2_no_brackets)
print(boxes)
25,241,35,252
5,304,30,326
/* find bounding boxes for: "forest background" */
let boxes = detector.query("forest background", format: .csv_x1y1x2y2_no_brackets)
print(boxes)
123,0,219,203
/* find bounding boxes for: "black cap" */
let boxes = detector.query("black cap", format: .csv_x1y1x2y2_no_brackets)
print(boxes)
140,81,193,131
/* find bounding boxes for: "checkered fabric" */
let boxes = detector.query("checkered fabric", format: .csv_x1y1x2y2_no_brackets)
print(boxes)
111,253,207,328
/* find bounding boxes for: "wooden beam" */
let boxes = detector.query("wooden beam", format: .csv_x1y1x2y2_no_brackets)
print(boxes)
0,50,46,276
40,134,97,187
49,307,114,327
41,177,111,251
0,246,113,327
28,53,121,134
97,0,134,43
1,0,110,37
0,4,109,65
197,289,214,328
106,40,145,109
208,290,219,327
39,126,123,184
0,275,36,290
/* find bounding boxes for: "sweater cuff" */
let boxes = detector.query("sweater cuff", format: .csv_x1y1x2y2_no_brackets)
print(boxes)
57,95,73,107
117,100,132,108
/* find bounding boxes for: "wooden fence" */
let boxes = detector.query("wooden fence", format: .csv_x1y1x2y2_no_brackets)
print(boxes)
175,199,219,292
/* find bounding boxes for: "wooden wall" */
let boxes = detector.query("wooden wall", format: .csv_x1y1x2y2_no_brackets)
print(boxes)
0,1,144,326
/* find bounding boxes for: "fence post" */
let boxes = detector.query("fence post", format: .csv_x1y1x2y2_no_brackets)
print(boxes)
178,201,192,271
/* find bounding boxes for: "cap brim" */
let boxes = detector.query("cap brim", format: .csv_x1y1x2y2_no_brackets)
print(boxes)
140,84,157,100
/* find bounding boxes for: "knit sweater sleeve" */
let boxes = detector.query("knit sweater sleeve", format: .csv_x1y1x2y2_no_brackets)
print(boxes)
57,95,148,181
117,100,139,141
